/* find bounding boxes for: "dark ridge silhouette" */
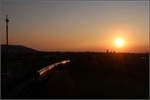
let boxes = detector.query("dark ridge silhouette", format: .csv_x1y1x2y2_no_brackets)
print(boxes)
1,45,38,55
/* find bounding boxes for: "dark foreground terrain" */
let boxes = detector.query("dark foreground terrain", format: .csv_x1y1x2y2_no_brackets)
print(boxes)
1,45,149,99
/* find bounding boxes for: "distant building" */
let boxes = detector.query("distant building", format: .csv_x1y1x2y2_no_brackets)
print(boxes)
112,51,116,53
106,49,109,53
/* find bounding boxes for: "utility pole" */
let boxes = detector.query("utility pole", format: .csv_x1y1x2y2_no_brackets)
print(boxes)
6,15,9,46
3,15,10,98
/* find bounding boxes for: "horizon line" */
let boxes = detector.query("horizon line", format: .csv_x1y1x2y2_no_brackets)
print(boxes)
1,44,149,54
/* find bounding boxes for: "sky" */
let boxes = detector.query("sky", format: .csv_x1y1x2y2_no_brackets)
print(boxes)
1,0,149,53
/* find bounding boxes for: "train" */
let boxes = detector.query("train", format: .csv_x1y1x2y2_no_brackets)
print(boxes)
33,60,70,81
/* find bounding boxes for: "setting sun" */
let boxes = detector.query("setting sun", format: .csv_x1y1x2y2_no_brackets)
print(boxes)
115,38,124,47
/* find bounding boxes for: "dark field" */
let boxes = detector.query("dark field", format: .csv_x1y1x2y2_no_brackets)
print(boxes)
1,45,149,99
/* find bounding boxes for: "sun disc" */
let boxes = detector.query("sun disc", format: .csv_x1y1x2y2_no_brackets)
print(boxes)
115,38,124,47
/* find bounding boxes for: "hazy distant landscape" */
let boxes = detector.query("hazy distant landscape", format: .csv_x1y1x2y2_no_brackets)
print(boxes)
1,45,149,99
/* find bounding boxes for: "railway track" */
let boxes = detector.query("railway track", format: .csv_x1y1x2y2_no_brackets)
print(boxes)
5,60,71,98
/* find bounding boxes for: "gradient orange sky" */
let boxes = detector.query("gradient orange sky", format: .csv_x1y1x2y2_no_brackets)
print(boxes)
1,0,149,53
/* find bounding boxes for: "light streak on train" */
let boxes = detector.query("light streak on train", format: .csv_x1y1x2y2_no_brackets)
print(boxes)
34,60,70,81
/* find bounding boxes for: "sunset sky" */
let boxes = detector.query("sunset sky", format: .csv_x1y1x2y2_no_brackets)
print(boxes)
1,0,149,53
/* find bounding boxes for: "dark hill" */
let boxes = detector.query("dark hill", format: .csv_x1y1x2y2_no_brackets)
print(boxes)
1,45,38,55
